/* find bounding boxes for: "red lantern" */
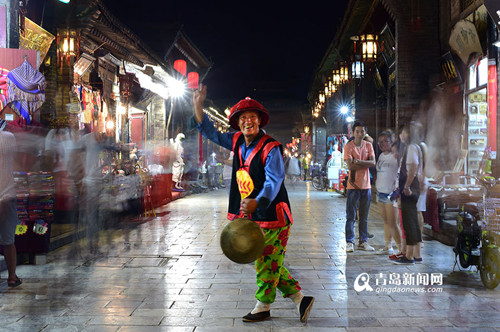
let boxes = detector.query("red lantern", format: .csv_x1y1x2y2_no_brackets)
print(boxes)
173,59,187,76
187,72,199,90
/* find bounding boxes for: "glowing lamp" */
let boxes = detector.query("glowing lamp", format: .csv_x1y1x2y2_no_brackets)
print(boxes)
332,68,341,86
361,34,378,62
339,62,349,82
173,59,187,76
168,77,185,98
319,93,325,103
340,106,348,114
58,30,76,56
187,72,199,90
351,60,364,78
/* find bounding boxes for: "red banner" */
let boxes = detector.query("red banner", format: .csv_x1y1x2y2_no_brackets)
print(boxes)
488,64,497,153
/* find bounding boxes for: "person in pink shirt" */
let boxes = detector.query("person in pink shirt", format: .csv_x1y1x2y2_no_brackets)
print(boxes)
344,121,376,252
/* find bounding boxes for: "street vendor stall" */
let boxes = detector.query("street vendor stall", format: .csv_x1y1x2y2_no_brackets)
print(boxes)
0,49,54,257
426,173,483,233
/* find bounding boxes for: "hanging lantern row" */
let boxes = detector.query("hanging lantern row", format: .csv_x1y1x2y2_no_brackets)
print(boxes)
205,106,230,132
311,32,378,117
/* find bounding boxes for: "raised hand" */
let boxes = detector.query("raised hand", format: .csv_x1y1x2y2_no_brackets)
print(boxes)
193,84,207,123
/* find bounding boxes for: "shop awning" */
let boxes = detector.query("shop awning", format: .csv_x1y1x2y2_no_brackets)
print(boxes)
449,20,482,64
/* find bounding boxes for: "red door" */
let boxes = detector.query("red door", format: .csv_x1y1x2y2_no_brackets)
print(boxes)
130,113,144,149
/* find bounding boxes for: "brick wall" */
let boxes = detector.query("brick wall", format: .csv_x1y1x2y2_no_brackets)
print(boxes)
381,0,442,129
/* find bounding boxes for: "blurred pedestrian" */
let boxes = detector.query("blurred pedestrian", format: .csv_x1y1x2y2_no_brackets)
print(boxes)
78,121,111,255
286,154,301,182
192,85,314,323
393,123,424,264
375,131,402,255
0,120,22,287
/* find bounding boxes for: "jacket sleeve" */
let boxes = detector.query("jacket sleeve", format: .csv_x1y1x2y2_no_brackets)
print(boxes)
255,145,284,210
191,114,234,151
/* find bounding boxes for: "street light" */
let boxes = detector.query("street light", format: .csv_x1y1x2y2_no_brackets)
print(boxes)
168,77,185,98
166,77,185,138
340,106,349,114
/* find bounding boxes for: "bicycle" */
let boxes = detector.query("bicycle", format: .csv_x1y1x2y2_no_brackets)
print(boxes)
311,164,328,191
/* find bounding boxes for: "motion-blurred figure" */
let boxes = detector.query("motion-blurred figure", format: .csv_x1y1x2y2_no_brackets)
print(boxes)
0,119,22,287
78,123,112,256
171,133,185,191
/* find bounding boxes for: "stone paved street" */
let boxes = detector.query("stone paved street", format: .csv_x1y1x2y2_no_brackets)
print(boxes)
0,180,499,331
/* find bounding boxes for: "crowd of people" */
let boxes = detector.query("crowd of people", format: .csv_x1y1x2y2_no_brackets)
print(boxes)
1,85,428,325
345,120,427,265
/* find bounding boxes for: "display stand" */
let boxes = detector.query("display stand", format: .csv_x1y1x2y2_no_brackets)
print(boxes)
11,172,54,263
327,147,342,190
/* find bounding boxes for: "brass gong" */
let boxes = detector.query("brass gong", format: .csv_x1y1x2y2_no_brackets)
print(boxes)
220,218,265,264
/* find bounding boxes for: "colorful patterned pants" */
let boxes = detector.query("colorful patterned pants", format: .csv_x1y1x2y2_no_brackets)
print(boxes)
254,225,301,303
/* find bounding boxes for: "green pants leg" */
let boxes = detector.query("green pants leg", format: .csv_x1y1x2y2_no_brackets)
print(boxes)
254,225,302,303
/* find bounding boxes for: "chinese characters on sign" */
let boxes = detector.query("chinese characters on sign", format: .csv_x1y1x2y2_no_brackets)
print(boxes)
354,272,444,293
374,272,443,286
449,20,482,64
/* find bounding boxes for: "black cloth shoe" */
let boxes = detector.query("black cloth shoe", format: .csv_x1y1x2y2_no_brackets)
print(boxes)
242,311,271,322
299,296,315,323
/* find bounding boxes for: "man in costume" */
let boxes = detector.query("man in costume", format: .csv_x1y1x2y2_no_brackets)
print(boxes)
192,84,314,323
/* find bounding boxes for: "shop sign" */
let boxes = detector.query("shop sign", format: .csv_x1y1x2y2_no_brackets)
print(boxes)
469,92,487,102
440,52,462,84
488,64,497,153
449,20,482,64
379,24,395,67
484,0,500,30
98,57,117,84
19,18,55,63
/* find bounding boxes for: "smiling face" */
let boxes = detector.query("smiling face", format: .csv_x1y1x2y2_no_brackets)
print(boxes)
377,134,392,153
238,110,261,140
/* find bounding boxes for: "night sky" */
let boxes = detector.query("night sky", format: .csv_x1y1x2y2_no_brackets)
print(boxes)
103,1,349,106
